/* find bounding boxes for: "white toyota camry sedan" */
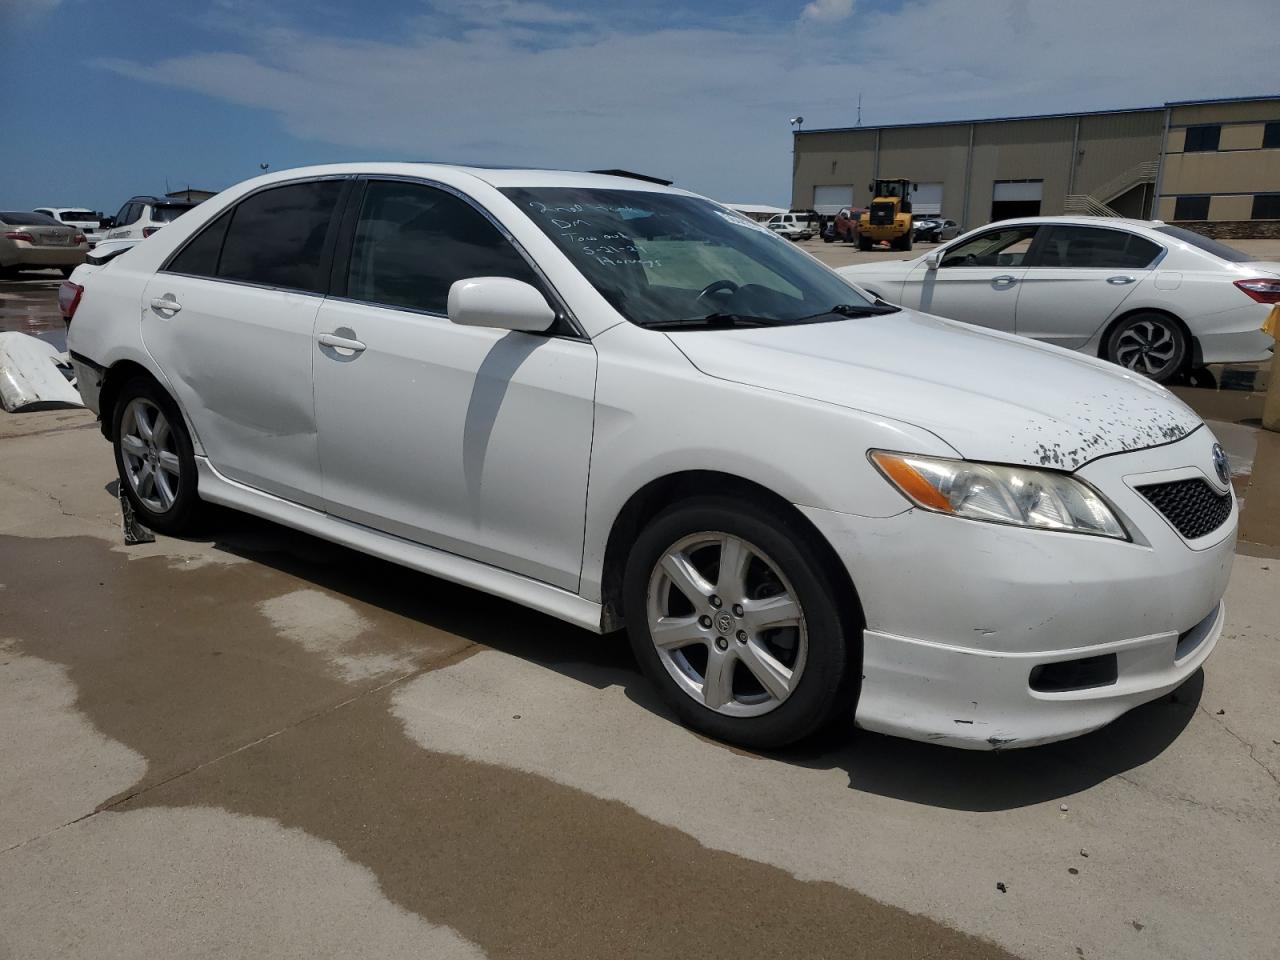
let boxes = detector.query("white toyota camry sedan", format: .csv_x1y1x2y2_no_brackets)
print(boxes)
64,165,1235,750
838,215,1278,383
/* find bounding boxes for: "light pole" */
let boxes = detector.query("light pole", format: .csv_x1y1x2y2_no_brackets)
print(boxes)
789,117,805,211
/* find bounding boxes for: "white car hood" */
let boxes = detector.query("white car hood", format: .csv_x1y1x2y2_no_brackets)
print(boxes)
667,309,1202,471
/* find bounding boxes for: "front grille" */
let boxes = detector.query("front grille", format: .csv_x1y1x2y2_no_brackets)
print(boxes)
869,202,895,225
1136,478,1232,540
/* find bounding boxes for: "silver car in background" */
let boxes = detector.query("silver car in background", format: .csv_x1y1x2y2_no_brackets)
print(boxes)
0,211,89,278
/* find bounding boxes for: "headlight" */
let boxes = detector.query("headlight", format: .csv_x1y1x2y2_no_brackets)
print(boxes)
870,451,1128,539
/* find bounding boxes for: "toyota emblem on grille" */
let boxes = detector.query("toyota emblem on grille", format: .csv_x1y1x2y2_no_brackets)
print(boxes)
1211,443,1230,486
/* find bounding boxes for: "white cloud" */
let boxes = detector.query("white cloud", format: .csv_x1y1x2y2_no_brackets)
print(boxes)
801,0,854,22
96,0,1279,204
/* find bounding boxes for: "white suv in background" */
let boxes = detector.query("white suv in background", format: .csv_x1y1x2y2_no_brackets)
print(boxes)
765,212,815,241
103,196,199,243
64,164,1233,752
34,207,108,247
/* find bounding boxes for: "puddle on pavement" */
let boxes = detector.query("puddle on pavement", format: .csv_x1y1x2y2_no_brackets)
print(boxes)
0,277,67,352
0,531,1017,960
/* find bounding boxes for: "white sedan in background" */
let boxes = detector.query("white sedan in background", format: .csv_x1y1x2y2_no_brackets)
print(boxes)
839,216,1278,383
64,166,1234,751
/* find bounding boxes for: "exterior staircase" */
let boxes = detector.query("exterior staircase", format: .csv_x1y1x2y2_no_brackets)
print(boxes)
1064,160,1159,217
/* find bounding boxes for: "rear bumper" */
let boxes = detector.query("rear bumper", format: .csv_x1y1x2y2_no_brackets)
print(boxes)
1,245,88,268
1193,306,1274,365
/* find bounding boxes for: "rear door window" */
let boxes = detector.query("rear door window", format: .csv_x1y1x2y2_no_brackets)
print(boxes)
344,179,540,315
1036,226,1162,269
217,180,344,293
165,209,233,278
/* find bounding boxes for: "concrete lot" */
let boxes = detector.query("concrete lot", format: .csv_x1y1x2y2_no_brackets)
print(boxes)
2,275,1279,960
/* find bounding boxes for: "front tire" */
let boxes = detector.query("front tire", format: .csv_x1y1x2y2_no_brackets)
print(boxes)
111,376,202,535
857,234,873,251
622,497,858,750
1104,312,1188,384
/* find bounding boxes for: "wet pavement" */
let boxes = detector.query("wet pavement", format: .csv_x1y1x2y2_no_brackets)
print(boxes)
2,273,1280,960
0,273,67,352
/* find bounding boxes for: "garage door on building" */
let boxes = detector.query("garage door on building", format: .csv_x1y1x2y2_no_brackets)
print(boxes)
813,185,855,216
912,182,943,215
992,179,1043,221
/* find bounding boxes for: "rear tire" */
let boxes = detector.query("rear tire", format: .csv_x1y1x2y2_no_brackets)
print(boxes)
622,496,858,750
1104,312,1189,384
111,376,203,535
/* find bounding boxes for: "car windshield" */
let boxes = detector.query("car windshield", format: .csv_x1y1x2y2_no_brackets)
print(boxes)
1,211,59,226
501,187,887,328
152,204,194,223
1154,225,1253,263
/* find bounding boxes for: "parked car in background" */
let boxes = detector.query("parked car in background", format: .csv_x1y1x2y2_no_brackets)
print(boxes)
33,207,108,247
66,165,1233,752
823,207,863,243
0,211,88,277
838,216,1278,382
912,216,961,242
103,196,198,242
765,211,816,241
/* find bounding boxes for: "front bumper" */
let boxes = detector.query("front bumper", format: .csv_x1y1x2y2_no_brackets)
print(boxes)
801,428,1236,749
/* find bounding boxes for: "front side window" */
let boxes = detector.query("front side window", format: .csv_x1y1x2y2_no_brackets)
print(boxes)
940,226,1039,268
1037,226,1162,269
345,180,540,315
1183,125,1221,152
218,180,344,293
502,187,884,329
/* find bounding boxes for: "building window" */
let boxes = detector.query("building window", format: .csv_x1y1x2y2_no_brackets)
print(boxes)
1173,195,1210,220
1253,194,1280,220
1182,125,1221,152
1263,122,1280,149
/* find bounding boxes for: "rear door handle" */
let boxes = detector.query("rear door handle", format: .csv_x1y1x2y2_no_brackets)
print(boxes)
318,333,367,353
150,295,181,314
1107,275,1136,285
991,275,1017,287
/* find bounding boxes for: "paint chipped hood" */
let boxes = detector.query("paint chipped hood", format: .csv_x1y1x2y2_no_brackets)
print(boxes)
667,309,1202,470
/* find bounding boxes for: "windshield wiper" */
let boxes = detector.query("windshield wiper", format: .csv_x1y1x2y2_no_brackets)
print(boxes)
642,313,780,330
797,302,901,321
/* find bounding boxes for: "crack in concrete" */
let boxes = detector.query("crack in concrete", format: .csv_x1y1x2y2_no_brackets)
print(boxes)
1199,704,1280,789
0,648,476,859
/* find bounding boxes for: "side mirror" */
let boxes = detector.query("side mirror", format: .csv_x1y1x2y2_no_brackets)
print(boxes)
925,251,941,270
447,277,555,333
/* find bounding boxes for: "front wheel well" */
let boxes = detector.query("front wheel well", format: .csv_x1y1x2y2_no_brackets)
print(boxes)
599,470,864,636
1097,307,1200,370
97,360,161,441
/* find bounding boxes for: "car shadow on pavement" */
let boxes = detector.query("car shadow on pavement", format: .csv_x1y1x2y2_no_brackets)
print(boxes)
187,504,1201,814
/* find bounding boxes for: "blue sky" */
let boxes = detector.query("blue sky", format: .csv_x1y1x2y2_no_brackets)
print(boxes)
2,0,1275,213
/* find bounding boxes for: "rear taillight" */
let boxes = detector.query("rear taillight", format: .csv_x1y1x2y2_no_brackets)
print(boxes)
142,226,160,238
1234,278,1280,304
58,280,84,322
73,233,86,244
4,231,34,242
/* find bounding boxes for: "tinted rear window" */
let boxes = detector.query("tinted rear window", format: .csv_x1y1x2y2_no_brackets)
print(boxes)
1154,225,1252,263
1,211,59,225
165,208,233,278
217,181,343,292
152,204,194,223
58,210,100,223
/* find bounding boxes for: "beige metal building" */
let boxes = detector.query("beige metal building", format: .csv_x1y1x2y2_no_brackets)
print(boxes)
792,95,1280,236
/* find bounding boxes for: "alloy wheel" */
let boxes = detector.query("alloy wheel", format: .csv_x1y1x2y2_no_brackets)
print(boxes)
646,531,807,717
1113,320,1178,377
119,397,181,513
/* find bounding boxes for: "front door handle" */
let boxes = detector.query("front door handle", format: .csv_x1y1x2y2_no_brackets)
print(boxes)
1107,275,1136,285
991,275,1017,287
318,332,367,353
150,295,181,314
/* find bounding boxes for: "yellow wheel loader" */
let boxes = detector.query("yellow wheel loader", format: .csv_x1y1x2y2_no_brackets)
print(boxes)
856,178,916,252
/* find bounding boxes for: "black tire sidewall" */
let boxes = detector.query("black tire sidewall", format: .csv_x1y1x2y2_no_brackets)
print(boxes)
111,376,201,535
1105,313,1188,384
622,497,857,750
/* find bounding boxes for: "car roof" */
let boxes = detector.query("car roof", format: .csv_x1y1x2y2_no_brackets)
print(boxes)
223,162,700,197
982,215,1163,232
126,195,197,205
